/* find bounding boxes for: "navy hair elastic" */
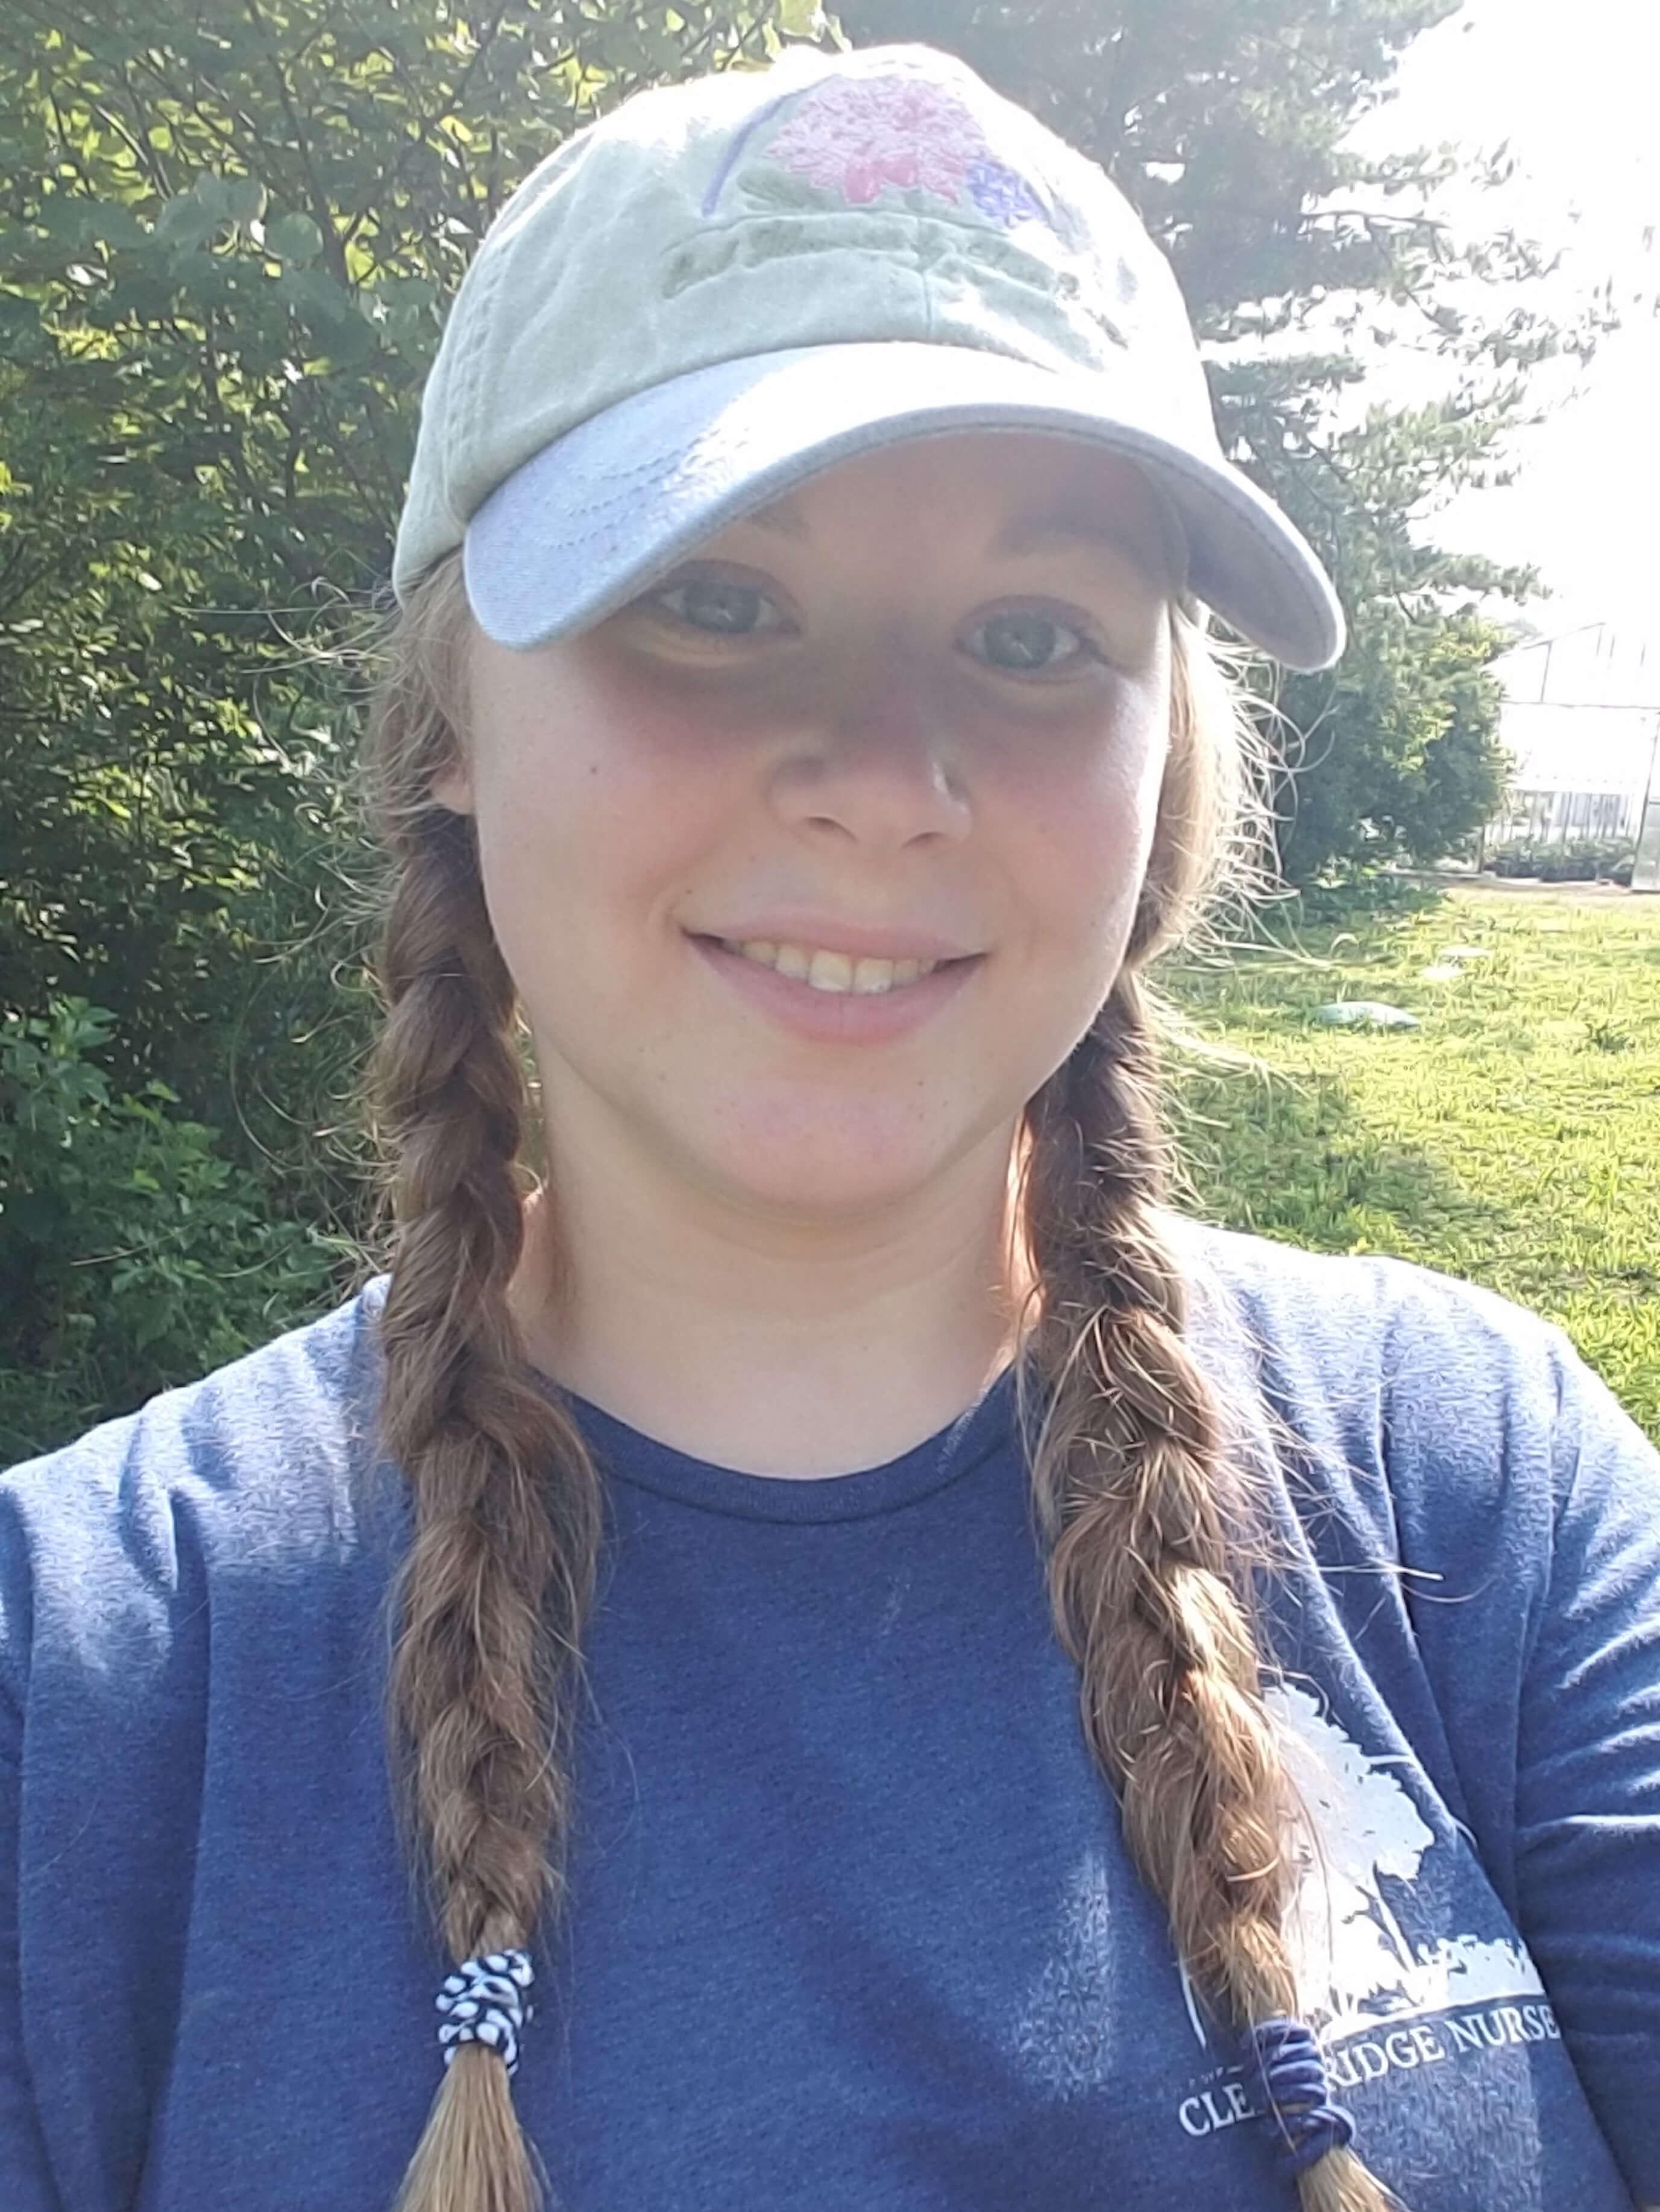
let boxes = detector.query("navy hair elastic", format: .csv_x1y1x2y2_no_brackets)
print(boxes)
1244,2016,1354,2176
435,1949,535,2077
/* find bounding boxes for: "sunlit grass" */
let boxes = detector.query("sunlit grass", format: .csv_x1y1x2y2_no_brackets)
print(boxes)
1163,886,1660,1440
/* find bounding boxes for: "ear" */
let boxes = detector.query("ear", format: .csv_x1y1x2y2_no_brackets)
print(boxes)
429,758,475,815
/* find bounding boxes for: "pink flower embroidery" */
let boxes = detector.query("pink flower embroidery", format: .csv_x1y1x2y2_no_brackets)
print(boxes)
766,77,988,211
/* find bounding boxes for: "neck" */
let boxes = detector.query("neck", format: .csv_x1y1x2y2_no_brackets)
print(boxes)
508,1112,1028,1478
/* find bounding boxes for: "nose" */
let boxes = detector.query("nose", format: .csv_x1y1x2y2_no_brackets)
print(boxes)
767,652,973,853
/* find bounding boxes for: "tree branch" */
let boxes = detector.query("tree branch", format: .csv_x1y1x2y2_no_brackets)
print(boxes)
242,0,349,290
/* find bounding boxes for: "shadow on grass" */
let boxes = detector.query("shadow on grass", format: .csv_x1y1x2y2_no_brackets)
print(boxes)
1167,1057,1490,1257
1266,878,1450,932
1167,915,1445,1044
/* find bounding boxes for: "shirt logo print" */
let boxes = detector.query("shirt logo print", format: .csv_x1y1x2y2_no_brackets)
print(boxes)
1266,1681,1545,2043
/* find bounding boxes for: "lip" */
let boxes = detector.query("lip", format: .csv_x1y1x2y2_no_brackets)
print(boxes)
689,933,982,1045
697,919,979,963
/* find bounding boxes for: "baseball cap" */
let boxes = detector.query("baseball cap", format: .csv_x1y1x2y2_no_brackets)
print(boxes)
392,44,1345,672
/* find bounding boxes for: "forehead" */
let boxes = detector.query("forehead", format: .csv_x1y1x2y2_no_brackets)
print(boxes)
722,433,1183,588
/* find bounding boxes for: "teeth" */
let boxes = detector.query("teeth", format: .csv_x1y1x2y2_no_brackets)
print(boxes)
723,939,942,994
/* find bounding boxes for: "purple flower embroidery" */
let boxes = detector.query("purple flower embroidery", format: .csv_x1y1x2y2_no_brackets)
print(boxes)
966,157,1047,230
762,76,1046,227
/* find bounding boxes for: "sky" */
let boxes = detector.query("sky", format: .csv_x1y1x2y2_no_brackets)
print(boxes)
1350,0,1659,655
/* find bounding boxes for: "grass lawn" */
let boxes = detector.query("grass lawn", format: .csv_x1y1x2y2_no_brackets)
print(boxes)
1162,883,1660,1442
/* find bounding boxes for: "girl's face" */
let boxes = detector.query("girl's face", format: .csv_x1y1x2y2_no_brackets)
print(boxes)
442,434,1175,1223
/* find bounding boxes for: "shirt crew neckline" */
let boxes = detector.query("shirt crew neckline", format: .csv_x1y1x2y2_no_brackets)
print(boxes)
555,1366,1020,1525
357,1276,1022,1524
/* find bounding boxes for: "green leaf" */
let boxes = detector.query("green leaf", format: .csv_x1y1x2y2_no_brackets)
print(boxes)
266,211,324,265
376,276,435,315
33,196,92,244
83,203,148,253
220,175,267,225
277,264,350,326
154,191,220,251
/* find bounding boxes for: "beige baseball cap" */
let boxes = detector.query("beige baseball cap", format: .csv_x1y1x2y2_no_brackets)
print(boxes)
393,43,1345,672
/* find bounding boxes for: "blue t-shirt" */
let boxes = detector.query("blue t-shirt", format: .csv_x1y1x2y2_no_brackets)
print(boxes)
2,1219,1658,2211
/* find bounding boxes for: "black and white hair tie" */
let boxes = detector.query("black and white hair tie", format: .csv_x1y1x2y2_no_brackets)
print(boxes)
435,1949,535,2078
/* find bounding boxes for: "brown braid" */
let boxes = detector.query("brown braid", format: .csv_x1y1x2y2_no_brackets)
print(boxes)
1019,980,1398,2202
360,556,1396,2211
364,554,602,2212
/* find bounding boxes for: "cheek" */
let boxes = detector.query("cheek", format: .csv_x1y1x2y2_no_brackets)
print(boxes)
464,665,746,975
993,698,1169,967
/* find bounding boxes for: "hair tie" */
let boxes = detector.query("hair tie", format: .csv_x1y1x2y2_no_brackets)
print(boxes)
1244,2016,1355,2176
435,1949,535,2077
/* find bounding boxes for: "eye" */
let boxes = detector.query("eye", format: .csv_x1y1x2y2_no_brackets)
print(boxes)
650,572,793,638
963,608,1101,675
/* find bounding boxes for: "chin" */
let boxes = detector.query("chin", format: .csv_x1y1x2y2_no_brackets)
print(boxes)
727,1162,940,1220
691,1101,986,1221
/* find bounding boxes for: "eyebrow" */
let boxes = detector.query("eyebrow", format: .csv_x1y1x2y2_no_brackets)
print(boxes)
738,491,1180,580
739,495,812,541
989,507,1177,581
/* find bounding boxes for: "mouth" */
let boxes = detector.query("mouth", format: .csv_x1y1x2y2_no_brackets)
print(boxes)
685,930,984,1039
699,934,973,998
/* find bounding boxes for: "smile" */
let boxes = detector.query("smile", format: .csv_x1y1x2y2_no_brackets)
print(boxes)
688,932,982,1045
718,939,941,996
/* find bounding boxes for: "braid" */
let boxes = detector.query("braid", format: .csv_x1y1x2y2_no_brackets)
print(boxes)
365,558,602,2212
1022,966,1398,2212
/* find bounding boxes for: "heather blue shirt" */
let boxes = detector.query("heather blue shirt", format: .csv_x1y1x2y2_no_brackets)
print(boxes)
3,1220,1658,2210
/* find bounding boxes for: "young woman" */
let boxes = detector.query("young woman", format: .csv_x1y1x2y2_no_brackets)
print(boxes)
3,42,1656,2212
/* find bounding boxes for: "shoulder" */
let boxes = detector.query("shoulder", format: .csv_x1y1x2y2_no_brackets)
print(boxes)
0,1279,394,1697
1,1274,391,1515
1163,1210,1594,1490
1166,1208,1567,1376
1162,1211,1660,1604
1163,1211,1660,1636
1163,1219,1660,1880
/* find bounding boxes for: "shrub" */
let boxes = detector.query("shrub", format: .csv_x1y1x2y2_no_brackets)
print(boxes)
0,998,350,1461
1486,837,1635,883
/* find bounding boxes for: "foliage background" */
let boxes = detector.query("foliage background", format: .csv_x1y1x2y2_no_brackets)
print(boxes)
0,0,1617,1453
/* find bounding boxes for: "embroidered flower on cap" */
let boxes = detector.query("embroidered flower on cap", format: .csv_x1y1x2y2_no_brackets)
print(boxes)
743,75,1052,232
964,156,1048,229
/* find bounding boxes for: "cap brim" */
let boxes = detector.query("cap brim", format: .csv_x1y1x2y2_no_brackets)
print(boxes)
462,342,1344,672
